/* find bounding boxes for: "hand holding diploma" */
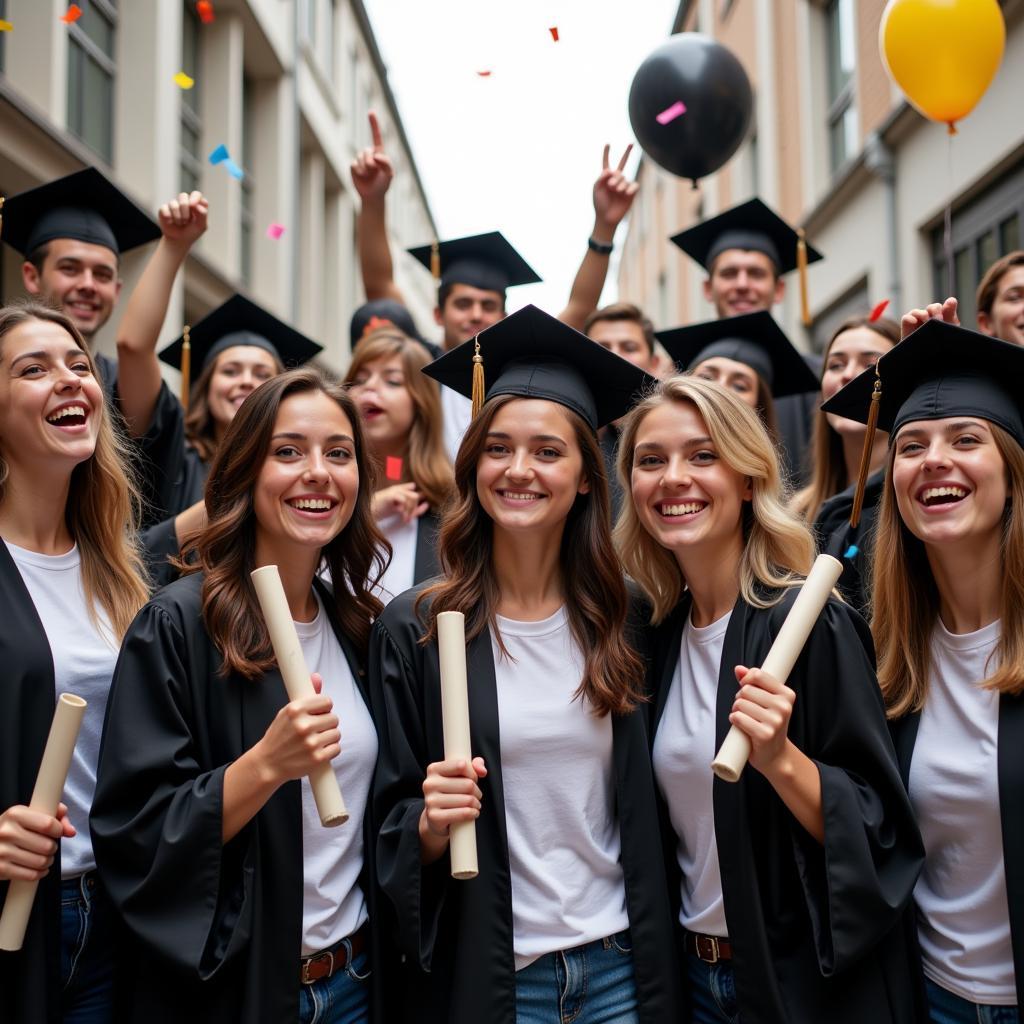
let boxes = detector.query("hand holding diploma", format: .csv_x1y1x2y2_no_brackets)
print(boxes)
0,803,75,882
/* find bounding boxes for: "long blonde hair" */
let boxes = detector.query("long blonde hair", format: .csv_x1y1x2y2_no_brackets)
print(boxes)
871,424,1024,716
615,375,815,623
0,303,149,638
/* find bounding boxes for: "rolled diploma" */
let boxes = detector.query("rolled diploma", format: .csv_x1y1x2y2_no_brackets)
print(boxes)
0,693,88,952
711,554,843,783
436,611,478,880
250,565,348,827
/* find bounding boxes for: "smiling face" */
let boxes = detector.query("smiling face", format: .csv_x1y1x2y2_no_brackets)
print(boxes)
207,345,280,431
437,283,506,349
977,265,1024,347
347,353,415,453
892,416,1008,551
691,356,761,409
475,398,589,537
704,249,784,317
252,391,360,558
0,316,103,475
822,326,894,437
630,399,752,559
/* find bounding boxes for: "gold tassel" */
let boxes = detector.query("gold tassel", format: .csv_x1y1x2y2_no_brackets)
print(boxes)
471,336,485,419
180,325,192,413
797,227,811,327
430,240,441,281
849,370,882,529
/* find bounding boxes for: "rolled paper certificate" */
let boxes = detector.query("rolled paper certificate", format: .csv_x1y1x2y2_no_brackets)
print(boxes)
436,611,479,880
250,565,348,827
711,553,843,784
0,693,87,952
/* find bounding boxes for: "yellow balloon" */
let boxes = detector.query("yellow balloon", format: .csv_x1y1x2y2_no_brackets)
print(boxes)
880,0,1005,131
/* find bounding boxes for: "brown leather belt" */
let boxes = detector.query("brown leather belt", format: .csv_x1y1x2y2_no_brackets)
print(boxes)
684,930,733,963
300,925,367,985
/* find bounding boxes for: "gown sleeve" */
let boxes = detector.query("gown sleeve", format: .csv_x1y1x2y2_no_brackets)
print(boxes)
784,597,924,976
90,598,255,980
368,615,450,970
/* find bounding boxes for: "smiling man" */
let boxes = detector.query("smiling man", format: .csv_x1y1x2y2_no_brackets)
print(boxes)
976,251,1024,346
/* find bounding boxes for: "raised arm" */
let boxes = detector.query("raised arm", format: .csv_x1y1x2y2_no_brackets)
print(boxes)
115,192,208,436
559,145,640,330
351,111,406,305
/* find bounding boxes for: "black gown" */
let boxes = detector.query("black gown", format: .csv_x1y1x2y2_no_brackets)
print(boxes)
646,589,925,1024
90,572,388,1023
891,695,1024,1008
369,585,681,1024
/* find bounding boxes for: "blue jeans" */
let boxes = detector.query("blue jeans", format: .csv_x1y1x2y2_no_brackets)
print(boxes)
925,978,1019,1024
60,871,115,1024
686,952,740,1024
515,930,638,1024
297,948,371,1024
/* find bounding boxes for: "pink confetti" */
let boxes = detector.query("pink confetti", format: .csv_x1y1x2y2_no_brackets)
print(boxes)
656,101,687,125
385,456,403,482
265,222,286,240
476,71,493,77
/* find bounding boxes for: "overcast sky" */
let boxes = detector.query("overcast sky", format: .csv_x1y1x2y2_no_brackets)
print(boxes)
362,0,679,314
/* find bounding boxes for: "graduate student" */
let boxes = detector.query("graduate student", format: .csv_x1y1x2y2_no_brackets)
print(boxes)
976,250,1024,346
344,325,454,598
91,368,389,1024
370,306,679,1024
0,302,149,1023
615,373,923,1023
826,321,1024,1020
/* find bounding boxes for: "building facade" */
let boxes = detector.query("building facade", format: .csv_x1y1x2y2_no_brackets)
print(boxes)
0,0,439,374
617,0,1024,350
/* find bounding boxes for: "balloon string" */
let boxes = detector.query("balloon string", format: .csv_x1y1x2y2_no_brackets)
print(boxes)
944,133,954,298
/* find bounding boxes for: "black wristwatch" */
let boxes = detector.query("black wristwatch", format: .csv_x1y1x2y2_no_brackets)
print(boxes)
587,236,614,255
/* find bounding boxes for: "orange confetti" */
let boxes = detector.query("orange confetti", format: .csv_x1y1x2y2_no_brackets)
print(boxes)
196,1,215,24
549,26,559,41
60,4,82,24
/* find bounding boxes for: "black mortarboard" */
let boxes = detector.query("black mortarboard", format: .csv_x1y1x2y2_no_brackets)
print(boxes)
349,299,426,350
159,294,322,388
656,311,819,398
408,231,541,295
422,304,655,431
1,167,161,257
670,197,823,275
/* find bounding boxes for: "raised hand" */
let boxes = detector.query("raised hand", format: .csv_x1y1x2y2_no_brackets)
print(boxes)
158,191,209,250
593,144,640,239
350,111,395,203
901,296,959,339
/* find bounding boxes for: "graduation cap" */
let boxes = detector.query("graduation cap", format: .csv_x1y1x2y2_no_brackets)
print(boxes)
821,319,1024,526
407,231,541,296
422,304,655,431
0,167,161,257
670,198,823,325
656,311,819,398
349,298,426,351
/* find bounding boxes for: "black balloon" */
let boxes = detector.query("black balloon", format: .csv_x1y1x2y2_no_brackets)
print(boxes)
628,34,753,185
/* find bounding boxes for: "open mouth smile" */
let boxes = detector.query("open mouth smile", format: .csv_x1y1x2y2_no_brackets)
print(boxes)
916,484,970,509
286,496,339,517
657,499,707,518
45,404,89,429
496,489,544,504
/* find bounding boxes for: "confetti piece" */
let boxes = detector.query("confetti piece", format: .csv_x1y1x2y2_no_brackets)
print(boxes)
224,159,245,181
265,222,286,240
60,5,82,24
869,299,890,322
549,26,559,41
476,71,493,77
196,1,215,24
0,20,13,31
844,545,859,559
173,71,195,90
208,144,229,165
386,456,403,482
656,100,688,126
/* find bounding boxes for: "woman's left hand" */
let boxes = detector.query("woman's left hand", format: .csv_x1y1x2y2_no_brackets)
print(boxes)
729,665,796,775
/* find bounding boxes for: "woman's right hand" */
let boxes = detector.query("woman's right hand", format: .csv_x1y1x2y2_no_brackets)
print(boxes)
418,757,487,863
372,483,429,524
0,803,75,882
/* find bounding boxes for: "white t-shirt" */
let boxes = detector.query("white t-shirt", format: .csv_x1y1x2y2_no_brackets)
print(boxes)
652,610,731,937
490,606,629,971
442,387,472,466
910,618,1015,1004
294,594,378,955
4,540,118,878
375,511,418,604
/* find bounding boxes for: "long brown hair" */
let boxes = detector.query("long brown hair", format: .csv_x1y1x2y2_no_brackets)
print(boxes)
184,346,285,463
344,327,454,509
871,424,1024,715
181,368,388,678
791,315,900,522
416,395,644,716
0,302,149,637
615,375,815,623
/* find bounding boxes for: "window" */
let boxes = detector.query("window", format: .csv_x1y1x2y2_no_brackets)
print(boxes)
825,0,857,174
931,162,1024,326
180,6,203,194
811,280,869,354
240,76,255,286
67,0,117,164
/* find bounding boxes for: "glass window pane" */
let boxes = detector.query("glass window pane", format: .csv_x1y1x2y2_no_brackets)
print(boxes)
68,41,114,164
182,10,200,115
78,6,115,58
954,247,974,323
977,230,997,279
826,0,854,103
181,162,199,195
1000,214,1020,255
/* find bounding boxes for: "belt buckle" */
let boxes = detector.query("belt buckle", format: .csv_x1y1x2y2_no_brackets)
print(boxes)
695,935,720,964
301,950,334,985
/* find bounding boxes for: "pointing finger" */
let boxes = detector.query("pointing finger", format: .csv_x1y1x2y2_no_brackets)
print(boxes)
369,111,384,151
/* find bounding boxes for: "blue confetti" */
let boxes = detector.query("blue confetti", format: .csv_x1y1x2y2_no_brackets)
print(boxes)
843,544,859,559
208,143,229,165
224,159,245,180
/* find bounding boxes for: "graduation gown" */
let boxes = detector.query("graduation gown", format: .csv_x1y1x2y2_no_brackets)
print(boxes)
646,590,924,1024
412,509,441,584
90,572,387,1023
891,695,1024,1008
369,585,681,1024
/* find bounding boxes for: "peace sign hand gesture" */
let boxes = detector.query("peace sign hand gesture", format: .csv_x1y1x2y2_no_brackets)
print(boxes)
593,144,640,239
350,111,395,202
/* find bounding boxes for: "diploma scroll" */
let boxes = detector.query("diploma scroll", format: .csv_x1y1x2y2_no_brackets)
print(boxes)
0,693,87,952
250,565,348,827
711,554,843,783
436,612,479,880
